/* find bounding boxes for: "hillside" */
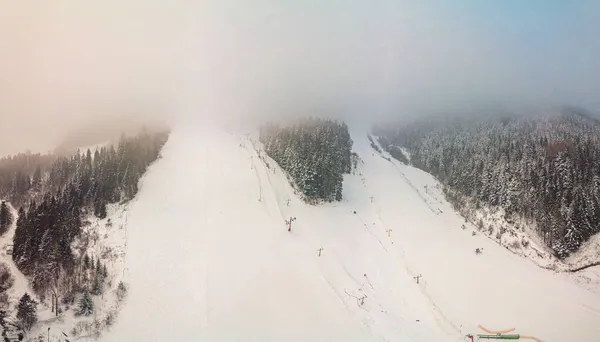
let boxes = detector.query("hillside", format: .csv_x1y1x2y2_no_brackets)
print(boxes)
259,118,354,203
375,111,600,261
0,130,168,341
99,124,600,342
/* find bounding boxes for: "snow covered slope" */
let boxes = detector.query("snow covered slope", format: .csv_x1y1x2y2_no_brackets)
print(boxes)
100,124,600,342
351,130,600,342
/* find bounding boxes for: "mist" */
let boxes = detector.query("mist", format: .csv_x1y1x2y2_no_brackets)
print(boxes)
1,0,599,155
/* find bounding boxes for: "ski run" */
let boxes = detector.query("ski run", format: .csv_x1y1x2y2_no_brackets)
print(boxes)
87,123,600,342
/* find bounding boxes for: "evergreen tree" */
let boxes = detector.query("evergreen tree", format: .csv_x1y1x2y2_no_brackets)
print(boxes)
8,129,168,295
92,260,104,295
92,273,103,296
78,291,94,316
0,202,12,235
32,166,42,187
260,119,353,202
94,198,107,219
0,309,6,328
83,254,90,269
16,293,37,331
376,110,600,257
116,281,127,301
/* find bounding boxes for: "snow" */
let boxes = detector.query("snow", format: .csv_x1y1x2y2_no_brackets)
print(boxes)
10,202,131,342
94,124,600,342
565,232,600,269
0,203,66,340
0,203,36,315
356,129,600,341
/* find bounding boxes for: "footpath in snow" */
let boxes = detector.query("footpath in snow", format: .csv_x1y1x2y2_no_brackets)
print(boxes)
100,124,600,342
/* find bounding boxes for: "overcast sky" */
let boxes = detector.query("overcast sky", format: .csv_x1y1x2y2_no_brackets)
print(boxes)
0,0,599,154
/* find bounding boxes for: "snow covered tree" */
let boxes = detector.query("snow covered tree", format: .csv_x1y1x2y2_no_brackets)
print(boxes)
32,166,42,188
92,261,105,295
0,263,14,293
16,293,37,331
0,201,12,235
94,197,107,219
78,291,94,316
376,109,600,257
8,129,169,297
0,309,6,328
260,119,353,202
116,281,127,302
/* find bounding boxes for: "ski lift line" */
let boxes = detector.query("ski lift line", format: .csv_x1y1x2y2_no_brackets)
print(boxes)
382,152,438,214
363,273,374,289
244,139,288,222
248,138,362,305
354,211,388,251
343,288,368,310
344,288,361,300
366,207,461,336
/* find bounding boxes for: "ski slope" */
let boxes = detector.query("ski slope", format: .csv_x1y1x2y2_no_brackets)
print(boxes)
100,124,600,342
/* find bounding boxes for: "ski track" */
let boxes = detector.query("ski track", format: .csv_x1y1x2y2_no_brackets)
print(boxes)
98,125,600,342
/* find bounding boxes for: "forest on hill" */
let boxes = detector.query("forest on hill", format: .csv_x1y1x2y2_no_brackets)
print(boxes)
0,129,168,334
260,118,354,203
375,110,600,258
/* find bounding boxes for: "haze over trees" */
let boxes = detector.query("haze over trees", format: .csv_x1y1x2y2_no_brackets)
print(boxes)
0,154,56,206
375,109,600,257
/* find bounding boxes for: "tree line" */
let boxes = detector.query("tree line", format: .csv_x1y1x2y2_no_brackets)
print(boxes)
375,109,600,258
0,129,168,334
260,118,354,202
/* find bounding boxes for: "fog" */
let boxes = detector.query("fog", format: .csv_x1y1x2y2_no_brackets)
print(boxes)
1,1,599,155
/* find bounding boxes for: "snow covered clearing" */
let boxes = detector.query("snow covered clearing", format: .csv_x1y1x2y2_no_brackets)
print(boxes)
96,124,600,342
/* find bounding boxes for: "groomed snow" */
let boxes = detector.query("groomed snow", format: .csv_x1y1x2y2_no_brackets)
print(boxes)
99,124,600,342
351,129,600,342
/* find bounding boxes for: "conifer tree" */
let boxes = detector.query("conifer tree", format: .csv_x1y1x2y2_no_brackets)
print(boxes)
0,201,12,235
16,293,37,331
7,130,169,294
32,166,42,187
260,119,353,202
78,291,94,316
376,110,600,257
